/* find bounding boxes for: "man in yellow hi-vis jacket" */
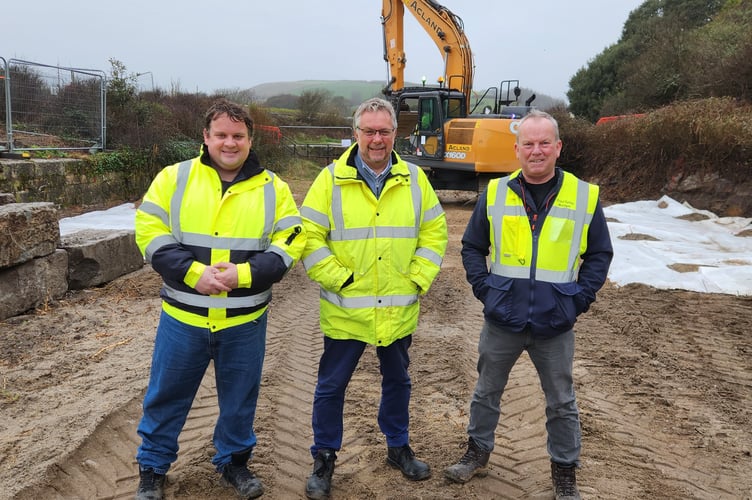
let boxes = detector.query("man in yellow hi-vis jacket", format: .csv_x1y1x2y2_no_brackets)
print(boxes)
300,98,448,500
133,99,305,500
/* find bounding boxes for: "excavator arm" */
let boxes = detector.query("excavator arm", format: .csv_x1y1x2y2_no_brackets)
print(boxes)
381,0,474,106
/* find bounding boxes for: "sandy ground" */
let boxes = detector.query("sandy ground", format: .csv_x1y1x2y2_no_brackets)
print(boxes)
1,186,751,500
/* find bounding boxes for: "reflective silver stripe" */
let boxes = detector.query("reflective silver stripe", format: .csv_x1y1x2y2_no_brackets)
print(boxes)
490,262,529,278
539,268,577,282
330,227,374,241
303,246,334,270
144,234,179,263
171,160,193,243
320,289,418,308
276,215,303,231
377,226,419,238
162,284,272,308
416,247,443,266
406,163,422,226
261,177,275,247
567,181,594,272
489,263,574,282
180,232,268,251
301,206,330,228
488,176,513,266
267,244,294,268
329,165,346,233
423,201,444,222
138,200,169,226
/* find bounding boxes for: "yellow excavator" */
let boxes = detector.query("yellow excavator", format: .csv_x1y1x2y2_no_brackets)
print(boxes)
381,0,535,191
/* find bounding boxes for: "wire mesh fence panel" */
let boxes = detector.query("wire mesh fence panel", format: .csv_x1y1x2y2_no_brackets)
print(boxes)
3,59,105,153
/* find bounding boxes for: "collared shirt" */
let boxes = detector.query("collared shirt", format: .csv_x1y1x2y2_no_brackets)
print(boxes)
355,151,392,198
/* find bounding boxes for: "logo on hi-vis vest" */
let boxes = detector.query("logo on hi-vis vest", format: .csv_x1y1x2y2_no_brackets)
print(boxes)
446,144,470,159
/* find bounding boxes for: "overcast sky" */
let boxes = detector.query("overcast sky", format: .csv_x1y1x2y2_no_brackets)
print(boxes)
3,1,643,101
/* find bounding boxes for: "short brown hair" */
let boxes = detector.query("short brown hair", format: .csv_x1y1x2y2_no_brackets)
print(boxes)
204,98,254,136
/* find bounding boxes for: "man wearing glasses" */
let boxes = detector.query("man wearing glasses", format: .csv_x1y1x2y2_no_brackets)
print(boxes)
300,97,448,500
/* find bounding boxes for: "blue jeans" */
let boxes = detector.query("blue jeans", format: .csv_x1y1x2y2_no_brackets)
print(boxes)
136,310,267,474
467,321,581,466
310,335,412,457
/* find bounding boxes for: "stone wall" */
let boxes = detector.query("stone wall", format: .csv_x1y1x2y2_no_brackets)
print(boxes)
0,158,150,208
0,199,144,321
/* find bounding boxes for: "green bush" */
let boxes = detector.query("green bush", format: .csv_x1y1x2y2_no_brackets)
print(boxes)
558,96,752,202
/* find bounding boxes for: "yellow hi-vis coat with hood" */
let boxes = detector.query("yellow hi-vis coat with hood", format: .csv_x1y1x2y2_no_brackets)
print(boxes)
135,147,305,332
300,145,448,347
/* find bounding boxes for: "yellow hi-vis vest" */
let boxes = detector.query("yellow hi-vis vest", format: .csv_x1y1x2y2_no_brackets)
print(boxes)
486,170,599,283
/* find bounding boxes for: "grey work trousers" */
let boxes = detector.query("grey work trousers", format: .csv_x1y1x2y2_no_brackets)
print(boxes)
467,320,581,466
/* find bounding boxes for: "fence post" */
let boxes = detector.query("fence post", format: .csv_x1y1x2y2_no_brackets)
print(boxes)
1,57,12,152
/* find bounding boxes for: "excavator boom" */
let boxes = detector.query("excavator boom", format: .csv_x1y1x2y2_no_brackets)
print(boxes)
380,0,533,192
382,0,474,105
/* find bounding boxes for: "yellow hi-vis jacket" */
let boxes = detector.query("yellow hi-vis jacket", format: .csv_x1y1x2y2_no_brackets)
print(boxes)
135,151,305,332
300,145,448,347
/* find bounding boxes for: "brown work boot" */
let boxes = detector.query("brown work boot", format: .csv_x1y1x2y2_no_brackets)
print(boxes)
551,462,581,500
444,437,490,484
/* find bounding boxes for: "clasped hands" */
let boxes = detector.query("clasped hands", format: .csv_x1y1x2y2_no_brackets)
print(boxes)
195,262,239,295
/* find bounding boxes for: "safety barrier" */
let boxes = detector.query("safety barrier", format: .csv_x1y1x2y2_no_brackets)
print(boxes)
0,58,106,156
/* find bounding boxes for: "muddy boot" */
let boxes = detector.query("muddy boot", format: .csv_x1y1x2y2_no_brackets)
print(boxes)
220,450,264,499
387,445,431,481
444,437,490,484
135,468,165,500
305,448,336,500
551,462,581,500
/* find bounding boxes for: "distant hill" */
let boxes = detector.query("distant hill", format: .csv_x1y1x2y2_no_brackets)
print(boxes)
248,80,563,110
250,80,388,102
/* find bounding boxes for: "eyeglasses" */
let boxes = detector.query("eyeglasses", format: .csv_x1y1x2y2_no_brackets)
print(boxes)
357,127,395,138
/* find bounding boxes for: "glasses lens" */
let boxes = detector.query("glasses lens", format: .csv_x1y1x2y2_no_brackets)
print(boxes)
360,128,393,137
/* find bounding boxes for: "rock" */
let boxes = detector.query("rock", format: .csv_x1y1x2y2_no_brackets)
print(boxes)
59,229,144,290
0,202,59,269
0,249,68,320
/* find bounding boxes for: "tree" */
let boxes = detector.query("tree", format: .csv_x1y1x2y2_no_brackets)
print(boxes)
568,0,726,120
297,89,330,123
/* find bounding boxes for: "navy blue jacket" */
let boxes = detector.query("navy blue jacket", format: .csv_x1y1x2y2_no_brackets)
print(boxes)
461,168,613,336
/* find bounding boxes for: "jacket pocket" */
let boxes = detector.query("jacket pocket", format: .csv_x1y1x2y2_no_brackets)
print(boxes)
482,275,518,326
549,282,582,330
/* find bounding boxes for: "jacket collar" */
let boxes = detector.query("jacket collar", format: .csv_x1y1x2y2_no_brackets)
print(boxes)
199,145,265,183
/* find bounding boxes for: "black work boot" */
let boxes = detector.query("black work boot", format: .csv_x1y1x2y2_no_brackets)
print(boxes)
305,448,336,500
135,468,166,500
551,462,582,500
387,445,431,481
444,437,491,484
220,450,264,499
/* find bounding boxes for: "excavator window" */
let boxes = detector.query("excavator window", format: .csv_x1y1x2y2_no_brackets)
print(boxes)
419,99,439,131
445,97,464,119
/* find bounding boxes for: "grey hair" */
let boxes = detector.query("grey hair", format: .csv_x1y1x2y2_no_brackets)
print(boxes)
517,109,560,142
352,97,398,130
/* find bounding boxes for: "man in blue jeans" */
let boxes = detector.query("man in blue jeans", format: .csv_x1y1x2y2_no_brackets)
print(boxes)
445,110,612,500
133,99,305,499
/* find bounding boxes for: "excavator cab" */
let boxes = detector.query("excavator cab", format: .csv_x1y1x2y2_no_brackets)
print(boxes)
392,88,466,159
